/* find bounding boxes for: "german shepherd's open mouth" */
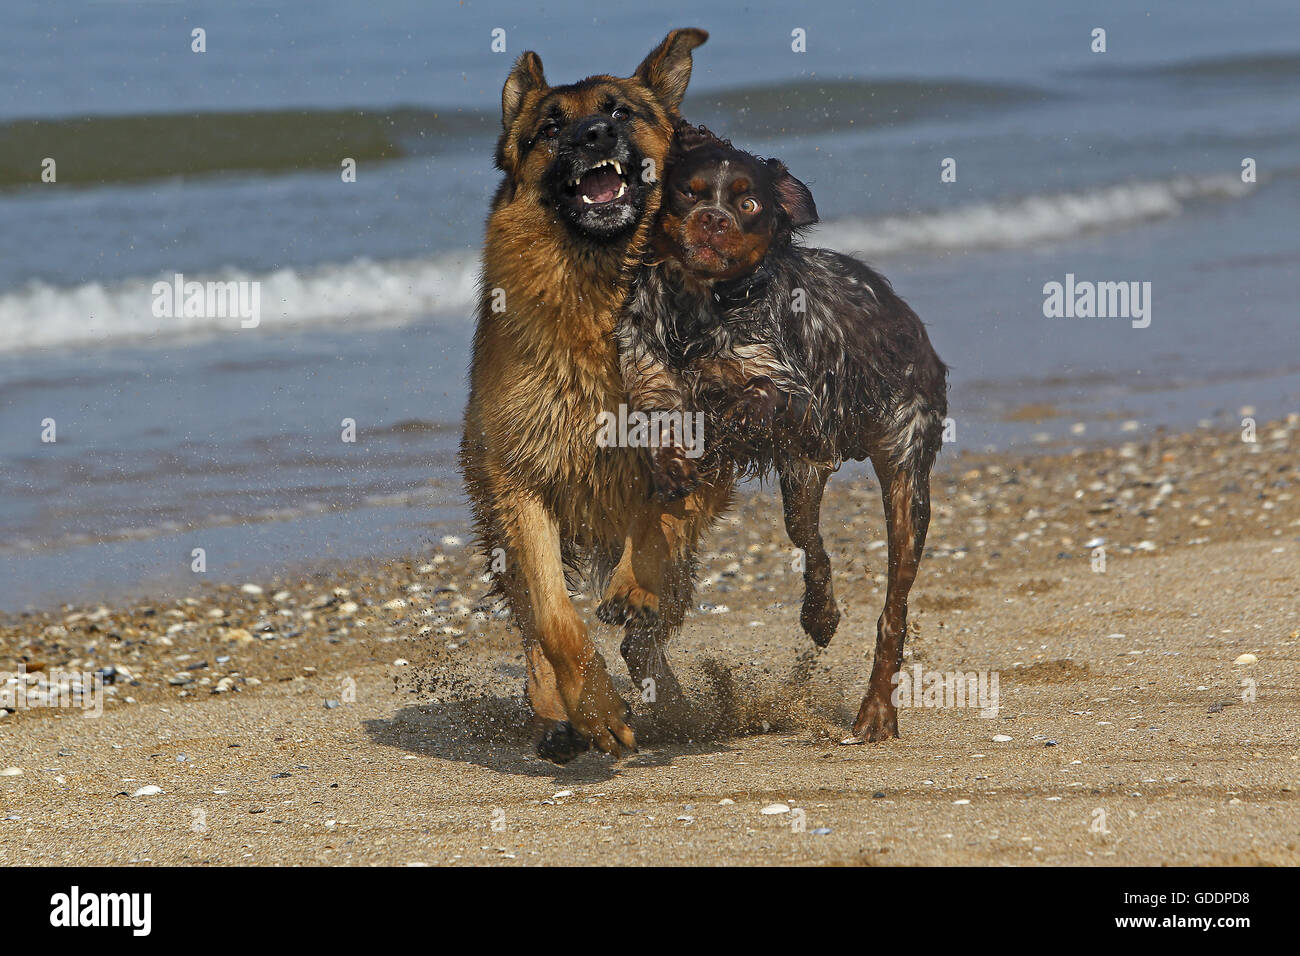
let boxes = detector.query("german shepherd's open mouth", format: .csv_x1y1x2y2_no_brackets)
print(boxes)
566,157,630,206
545,118,645,236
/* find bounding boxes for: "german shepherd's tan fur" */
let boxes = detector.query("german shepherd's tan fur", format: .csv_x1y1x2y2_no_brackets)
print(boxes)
460,29,724,762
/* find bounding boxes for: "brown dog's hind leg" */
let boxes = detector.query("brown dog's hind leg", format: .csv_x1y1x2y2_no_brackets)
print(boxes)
778,460,840,647
849,456,932,743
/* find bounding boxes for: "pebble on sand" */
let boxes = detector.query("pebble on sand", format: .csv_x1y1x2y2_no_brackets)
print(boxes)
0,767,23,777
1233,653,1258,665
132,785,163,797
761,803,790,815
992,734,1013,742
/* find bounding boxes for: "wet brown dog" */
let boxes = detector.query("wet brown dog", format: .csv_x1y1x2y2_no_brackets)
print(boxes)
459,30,732,763
618,125,949,742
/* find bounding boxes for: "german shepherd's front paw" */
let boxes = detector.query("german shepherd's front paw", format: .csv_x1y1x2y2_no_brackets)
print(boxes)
650,444,701,502
556,655,636,759
596,582,660,627
535,720,591,764
844,691,899,745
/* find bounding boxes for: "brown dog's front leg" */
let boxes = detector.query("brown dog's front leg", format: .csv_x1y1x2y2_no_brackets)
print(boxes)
847,459,931,743
500,491,635,761
777,460,839,647
649,443,702,502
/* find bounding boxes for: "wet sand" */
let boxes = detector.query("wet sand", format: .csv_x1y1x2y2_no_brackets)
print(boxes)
2,418,1298,865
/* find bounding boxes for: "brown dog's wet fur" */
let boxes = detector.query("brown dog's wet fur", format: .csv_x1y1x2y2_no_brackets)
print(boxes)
460,29,728,762
617,127,949,745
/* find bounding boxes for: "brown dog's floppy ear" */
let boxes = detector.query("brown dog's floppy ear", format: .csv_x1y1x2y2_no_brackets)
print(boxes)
766,158,818,228
502,52,547,131
634,28,708,114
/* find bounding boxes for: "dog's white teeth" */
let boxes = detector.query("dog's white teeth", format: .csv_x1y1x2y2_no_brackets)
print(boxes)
612,161,623,176
581,195,595,204
615,182,627,199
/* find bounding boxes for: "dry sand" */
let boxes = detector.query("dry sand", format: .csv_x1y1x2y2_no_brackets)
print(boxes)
2,418,1298,866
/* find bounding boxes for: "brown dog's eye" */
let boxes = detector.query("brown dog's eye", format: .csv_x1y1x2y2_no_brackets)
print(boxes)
739,197,761,214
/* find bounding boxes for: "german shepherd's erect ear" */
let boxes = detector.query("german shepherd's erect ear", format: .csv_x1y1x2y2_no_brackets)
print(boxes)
634,28,708,114
501,51,547,132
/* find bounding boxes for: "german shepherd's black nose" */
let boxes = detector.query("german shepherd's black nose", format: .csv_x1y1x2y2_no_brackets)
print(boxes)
569,116,618,152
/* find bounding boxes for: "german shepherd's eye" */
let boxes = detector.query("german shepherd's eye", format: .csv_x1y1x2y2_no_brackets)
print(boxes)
611,106,630,122
538,121,560,141
739,197,761,214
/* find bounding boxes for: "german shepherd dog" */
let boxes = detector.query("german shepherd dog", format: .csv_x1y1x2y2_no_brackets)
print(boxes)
616,124,949,741
460,30,730,763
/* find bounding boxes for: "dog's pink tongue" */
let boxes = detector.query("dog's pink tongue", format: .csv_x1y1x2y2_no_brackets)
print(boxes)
580,167,621,203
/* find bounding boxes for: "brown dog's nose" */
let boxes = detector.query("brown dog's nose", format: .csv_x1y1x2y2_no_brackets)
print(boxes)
696,208,731,234
569,117,618,152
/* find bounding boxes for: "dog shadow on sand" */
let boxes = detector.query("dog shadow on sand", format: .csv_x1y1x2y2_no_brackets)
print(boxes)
362,653,854,781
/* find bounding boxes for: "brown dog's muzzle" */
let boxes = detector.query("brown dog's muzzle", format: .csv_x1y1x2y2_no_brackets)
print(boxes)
691,206,736,237
683,205,741,250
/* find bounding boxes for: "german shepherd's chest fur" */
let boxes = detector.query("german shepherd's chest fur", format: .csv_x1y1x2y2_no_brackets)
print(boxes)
465,185,653,549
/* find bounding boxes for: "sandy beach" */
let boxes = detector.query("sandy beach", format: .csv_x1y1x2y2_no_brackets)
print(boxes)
2,418,1297,866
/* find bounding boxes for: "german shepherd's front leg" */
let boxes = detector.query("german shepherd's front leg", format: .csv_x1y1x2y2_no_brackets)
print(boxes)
500,491,635,761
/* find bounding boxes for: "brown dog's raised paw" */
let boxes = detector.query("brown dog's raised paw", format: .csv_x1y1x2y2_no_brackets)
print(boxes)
801,594,841,648
722,376,780,436
650,444,701,502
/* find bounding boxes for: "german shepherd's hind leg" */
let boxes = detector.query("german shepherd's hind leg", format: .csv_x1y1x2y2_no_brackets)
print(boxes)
778,460,840,647
847,455,932,743
596,508,669,628
500,492,635,761
604,482,731,717
620,554,692,719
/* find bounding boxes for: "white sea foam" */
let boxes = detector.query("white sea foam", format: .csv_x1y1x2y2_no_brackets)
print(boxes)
0,173,1253,355
812,172,1252,257
0,251,481,354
